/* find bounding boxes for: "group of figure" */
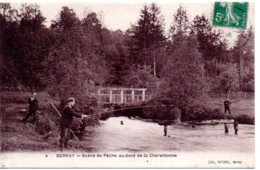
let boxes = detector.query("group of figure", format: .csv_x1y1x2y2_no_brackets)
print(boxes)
162,98,237,137
22,93,88,151
223,97,239,134
224,121,238,135
22,92,238,151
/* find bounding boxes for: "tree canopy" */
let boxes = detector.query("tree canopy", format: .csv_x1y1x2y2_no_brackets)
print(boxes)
0,3,254,110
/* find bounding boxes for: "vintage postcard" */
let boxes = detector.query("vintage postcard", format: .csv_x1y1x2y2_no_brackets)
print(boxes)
0,0,255,168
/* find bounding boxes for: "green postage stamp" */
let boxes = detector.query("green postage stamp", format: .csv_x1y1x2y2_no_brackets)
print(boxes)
213,2,248,29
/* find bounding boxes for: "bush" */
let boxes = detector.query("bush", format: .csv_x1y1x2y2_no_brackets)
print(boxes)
182,105,224,121
100,111,113,120
139,99,180,120
235,115,254,125
34,107,60,136
35,114,58,135
143,97,229,122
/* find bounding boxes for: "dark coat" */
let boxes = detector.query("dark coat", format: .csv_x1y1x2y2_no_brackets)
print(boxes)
28,97,38,112
224,100,231,107
60,105,82,128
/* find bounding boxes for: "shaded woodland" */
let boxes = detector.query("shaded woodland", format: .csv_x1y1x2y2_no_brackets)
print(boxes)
0,3,254,109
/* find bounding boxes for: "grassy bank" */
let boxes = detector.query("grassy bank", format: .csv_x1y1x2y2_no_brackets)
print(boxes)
206,97,254,124
113,96,255,125
0,90,255,152
0,90,99,152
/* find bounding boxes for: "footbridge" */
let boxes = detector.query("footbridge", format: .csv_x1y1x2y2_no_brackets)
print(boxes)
98,87,152,105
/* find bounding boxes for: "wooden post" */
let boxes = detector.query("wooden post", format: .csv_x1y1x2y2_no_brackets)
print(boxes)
142,90,145,101
109,90,113,103
132,90,135,103
121,90,124,104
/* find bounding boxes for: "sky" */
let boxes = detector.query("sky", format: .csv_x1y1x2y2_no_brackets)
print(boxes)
7,1,254,47
9,1,212,32
9,1,254,32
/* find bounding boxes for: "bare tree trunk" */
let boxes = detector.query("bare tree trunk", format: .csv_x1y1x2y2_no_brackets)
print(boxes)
153,52,156,77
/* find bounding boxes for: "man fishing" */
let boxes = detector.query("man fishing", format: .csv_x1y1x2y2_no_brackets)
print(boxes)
224,123,229,133
233,121,238,135
22,92,38,123
164,125,167,136
59,97,88,151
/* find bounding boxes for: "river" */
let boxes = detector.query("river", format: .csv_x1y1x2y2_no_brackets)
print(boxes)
80,116,254,153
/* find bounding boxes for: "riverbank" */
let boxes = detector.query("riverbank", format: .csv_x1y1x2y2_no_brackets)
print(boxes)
0,90,99,152
0,90,255,152
132,116,242,126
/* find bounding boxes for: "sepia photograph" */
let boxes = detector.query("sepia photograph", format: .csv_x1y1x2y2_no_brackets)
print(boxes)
0,0,255,168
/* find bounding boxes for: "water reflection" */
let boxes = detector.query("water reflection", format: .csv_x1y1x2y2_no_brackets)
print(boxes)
80,117,254,153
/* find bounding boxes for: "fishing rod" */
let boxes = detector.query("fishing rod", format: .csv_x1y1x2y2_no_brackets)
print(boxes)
2,63,84,149
1,63,28,92
50,102,84,149
97,103,181,115
97,105,154,115
83,103,180,120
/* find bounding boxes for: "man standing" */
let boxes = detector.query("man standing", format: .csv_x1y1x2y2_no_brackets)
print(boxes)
224,98,232,115
224,123,229,133
233,121,238,135
23,92,38,123
59,97,87,151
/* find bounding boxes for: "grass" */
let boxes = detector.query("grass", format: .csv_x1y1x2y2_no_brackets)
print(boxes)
206,97,254,118
0,90,100,152
0,91,60,109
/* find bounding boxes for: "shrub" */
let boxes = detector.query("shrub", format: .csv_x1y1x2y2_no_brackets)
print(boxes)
99,111,113,120
235,115,255,125
34,107,60,136
183,105,224,121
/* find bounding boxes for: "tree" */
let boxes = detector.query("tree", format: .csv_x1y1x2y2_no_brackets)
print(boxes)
0,3,11,22
128,3,166,75
232,27,254,91
169,5,190,39
18,3,46,32
156,6,208,110
216,63,239,93
101,29,129,85
123,64,158,88
82,12,102,45
51,6,80,30
0,3,51,90
41,9,110,107
192,15,230,77
161,35,207,109
192,15,222,61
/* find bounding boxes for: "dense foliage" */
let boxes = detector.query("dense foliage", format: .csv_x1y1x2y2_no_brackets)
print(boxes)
0,3,254,114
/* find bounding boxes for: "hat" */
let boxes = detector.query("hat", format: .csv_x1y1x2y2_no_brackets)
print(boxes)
67,97,75,103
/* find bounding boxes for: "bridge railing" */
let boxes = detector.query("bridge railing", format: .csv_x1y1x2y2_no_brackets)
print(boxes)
98,87,151,104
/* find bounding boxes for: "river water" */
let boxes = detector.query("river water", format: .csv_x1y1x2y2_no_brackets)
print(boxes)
81,117,254,153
